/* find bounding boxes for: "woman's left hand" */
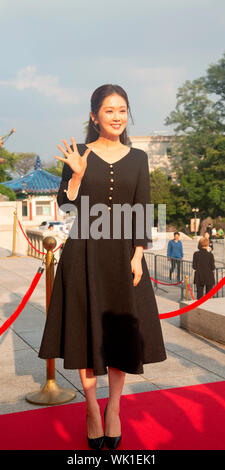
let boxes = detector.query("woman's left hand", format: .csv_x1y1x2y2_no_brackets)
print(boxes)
131,256,143,287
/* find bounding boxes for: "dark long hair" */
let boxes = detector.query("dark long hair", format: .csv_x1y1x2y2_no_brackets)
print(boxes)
85,84,134,145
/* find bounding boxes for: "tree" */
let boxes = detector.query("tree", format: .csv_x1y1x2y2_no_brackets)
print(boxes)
13,153,38,176
150,168,191,226
0,184,16,200
165,77,224,179
198,135,225,216
44,159,63,177
204,51,225,121
0,147,17,182
164,52,225,220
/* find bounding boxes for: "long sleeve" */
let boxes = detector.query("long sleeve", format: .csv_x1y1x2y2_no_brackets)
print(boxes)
167,240,172,257
57,163,82,213
192,252,197,270
64,177,81,200
132,151,152,249
180,241,184,258
210,253,215,271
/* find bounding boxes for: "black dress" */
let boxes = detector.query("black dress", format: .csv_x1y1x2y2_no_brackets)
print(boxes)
38,144,167,375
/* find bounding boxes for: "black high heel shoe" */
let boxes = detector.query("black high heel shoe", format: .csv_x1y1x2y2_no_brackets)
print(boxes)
104,403,122,449
86,415,104,450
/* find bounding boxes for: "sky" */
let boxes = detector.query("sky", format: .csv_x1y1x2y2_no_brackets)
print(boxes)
0,0,224,164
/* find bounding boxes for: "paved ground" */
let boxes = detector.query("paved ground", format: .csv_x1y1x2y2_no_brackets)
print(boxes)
0,251,225,416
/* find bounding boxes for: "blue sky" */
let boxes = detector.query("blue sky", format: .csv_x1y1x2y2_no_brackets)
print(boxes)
0,0,224,164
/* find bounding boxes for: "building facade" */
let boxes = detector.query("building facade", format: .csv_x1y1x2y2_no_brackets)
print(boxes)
129,135,174,177
1,156,61,222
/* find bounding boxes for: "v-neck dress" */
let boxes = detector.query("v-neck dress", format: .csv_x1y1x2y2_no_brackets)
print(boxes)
38,143,167,375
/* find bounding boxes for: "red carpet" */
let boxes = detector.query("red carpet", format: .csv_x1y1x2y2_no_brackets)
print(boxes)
1,381,225,450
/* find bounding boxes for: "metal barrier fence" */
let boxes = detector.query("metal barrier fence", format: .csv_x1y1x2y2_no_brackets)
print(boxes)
144,253,225,300
211,238,225,266
25,229,225,301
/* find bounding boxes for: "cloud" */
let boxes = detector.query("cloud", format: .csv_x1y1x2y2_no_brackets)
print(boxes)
0,66,80,104
128,64,187,105
129,65,186,91
130,65,186,82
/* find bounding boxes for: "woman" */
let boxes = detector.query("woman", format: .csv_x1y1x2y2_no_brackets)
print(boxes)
38,84,167,450
193,236,215,299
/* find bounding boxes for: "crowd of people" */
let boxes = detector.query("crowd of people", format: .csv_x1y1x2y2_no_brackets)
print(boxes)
206,223,224,239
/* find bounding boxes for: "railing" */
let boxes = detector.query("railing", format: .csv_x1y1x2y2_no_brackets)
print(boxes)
214,266,225,297
25,230,225,300
25,230,65,261
143,253,225,300
211,238,225,265
26,230,46,260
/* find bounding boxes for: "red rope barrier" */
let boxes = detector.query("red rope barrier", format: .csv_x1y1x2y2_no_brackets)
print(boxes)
150,276,183,286
0,267,44,336
188,283,195,300
158,276,225,319
0,265,224,334
18,220,63,254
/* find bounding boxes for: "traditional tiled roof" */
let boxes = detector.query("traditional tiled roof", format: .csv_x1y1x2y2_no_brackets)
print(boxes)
2,156,61,194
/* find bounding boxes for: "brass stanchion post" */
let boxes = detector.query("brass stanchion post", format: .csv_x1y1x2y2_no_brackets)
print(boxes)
26,236,76,405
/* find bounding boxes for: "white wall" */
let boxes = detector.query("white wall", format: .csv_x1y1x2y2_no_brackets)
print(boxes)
0,200,28,255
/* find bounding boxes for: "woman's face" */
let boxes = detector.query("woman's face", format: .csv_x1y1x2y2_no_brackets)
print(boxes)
91,94,128,140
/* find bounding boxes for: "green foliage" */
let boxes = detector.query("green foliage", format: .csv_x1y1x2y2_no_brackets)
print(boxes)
164,51,225,223
204,51,225,120
0,183,16,200
150,168,191,225
44,159,63,177
0,146,18,182
165,77,223,134
0,147,39,181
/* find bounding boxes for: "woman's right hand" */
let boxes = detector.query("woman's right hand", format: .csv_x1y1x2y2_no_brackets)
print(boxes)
54,137,91,179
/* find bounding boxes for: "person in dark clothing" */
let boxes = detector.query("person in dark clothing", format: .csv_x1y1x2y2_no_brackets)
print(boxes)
38,84,166,450
206,223,213,241
192,237,215,299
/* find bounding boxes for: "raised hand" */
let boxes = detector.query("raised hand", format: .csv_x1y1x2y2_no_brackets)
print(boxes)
54,137,91,179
